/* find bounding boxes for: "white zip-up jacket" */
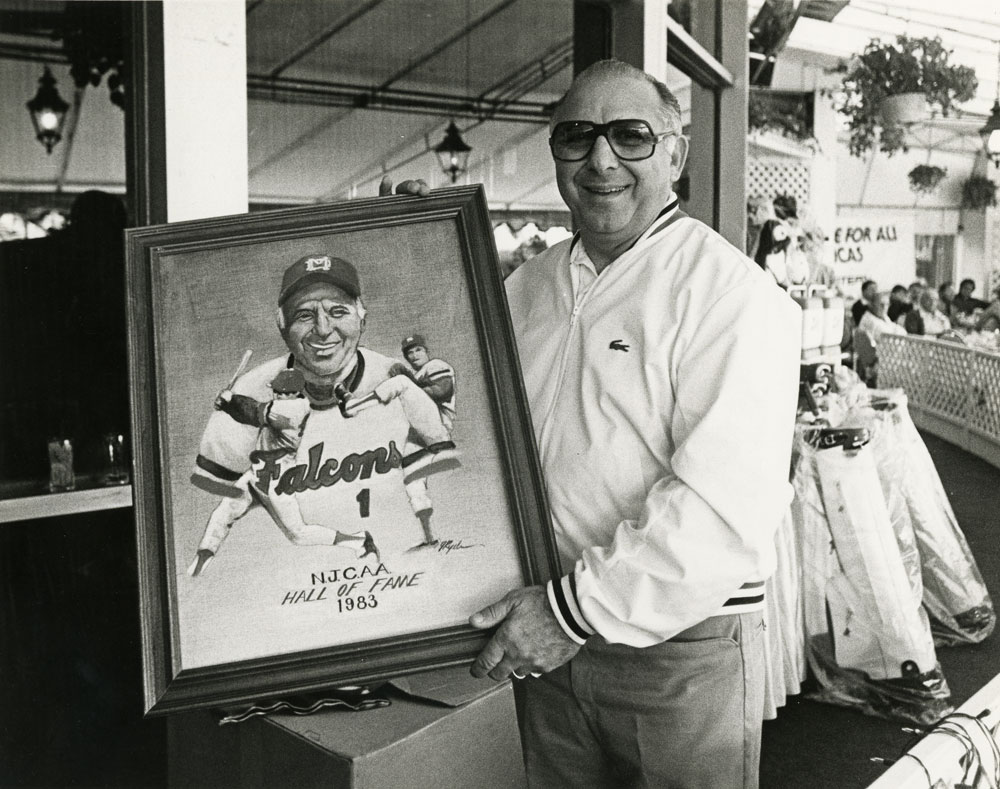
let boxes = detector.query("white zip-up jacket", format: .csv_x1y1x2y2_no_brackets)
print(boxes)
505,203,802,647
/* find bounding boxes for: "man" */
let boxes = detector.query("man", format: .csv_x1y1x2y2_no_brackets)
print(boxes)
401,333,456,547
904,290,951,336
952,278,989,317
401,334,457,432
340,332,459,548
938,281,955,317
463,59,799,788
855,291,906,384
188,367,380,576
886,284,912,324
189,253,457,568
851,279,877,326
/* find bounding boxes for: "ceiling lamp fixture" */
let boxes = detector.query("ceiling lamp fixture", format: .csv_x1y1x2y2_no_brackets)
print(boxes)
26,66,70,154
434,121,472,183
981,43,1000,168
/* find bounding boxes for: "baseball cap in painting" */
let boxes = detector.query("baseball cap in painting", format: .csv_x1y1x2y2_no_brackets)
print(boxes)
402,334,427,353
279,254,361,306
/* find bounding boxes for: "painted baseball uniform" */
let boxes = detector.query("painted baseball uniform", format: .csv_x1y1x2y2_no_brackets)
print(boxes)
196,393,314,555
414,358,456,431
192,348,423,559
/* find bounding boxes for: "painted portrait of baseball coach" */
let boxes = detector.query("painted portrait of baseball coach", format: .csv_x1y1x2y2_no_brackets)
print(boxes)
126,187,555,713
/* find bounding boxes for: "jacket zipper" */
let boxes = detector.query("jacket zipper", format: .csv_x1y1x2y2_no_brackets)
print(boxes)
536,279,594,461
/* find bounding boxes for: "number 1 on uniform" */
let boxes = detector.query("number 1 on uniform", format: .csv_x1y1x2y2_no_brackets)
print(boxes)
356,488,370,518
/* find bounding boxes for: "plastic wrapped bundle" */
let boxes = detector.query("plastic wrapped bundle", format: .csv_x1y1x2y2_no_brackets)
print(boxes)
795,425,952,725
762,506,807,719
872,390,995,645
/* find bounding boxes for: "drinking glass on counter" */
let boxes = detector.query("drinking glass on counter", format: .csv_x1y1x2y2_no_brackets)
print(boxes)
102,433,130,486
47,437,75,492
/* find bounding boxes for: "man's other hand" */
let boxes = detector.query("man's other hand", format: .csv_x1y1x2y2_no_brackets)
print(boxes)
469,586,582,681
378,176,430,197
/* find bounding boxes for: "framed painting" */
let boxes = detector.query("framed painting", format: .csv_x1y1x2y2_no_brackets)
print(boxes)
125,185,557,715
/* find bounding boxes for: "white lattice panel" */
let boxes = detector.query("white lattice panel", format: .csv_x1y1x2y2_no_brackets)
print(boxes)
924,345,971,422
747,159,811,208
880,335,1000,454
969,352,1000,438
879,334,927,401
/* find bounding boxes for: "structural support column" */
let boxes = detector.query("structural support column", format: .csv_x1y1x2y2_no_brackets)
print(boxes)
574,1,667,80
689,0,748,247
162,0,248,221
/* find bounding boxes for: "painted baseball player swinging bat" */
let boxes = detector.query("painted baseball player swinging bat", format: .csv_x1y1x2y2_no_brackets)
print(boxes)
188,254,461,577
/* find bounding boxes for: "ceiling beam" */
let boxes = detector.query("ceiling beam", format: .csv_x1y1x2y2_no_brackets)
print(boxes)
666,15,733,89
246,0,525,182
372,0,521,92
267,0,387,77
0,41,66,63
248,75,553,122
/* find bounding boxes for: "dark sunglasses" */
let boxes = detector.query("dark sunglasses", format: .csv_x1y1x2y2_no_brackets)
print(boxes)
549,119,674,162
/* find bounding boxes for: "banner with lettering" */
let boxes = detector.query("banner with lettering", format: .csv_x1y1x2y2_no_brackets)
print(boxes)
830,209,916,298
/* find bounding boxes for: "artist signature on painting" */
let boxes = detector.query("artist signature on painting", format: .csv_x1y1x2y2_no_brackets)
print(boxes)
436,539,483,555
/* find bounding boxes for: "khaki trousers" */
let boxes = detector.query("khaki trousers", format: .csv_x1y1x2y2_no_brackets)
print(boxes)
514,611,766,789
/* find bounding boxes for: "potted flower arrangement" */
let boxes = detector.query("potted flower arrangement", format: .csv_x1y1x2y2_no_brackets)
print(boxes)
961,175,998,210
836,34,977,158
908,164,947,195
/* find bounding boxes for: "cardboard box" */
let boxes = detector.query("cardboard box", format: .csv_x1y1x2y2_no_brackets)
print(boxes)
168,667,526,788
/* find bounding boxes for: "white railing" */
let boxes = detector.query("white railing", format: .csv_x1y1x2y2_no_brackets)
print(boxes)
879,334,1000,471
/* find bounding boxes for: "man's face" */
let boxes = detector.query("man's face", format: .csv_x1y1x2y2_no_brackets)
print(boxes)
870,293,886,316
405,346,429,369
281,282,364,381
960,282,975,297
862,284,877,302
552,73,687,252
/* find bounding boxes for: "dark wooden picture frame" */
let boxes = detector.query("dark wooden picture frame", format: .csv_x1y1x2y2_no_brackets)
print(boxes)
126,186,557,715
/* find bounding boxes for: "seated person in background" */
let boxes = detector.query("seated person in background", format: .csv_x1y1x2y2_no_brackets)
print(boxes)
938,281,955,316
886,284,912,323
856,292,906,384
905,290,952,336
859,292,907,344
952,278,989,317
975,285,1000,332
852,280,877,326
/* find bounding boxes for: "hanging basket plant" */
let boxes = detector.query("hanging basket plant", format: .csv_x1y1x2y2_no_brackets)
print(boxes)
961,176,998,210
908,164,947,194
748,89,817,147
835,34,977,158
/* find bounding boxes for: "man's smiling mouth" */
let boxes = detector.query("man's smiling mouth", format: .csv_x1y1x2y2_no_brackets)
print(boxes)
583,185,629,195
307,340,341,357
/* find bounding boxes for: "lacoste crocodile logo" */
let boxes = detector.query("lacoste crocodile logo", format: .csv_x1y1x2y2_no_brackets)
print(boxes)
609,340,630,352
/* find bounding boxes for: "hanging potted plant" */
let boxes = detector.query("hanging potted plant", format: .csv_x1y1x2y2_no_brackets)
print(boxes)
835,34,977,158
961,175,998,210
908,164,947,194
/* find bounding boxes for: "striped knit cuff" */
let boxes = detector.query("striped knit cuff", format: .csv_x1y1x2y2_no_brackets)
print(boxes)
721,580,766,613
546,573,597,646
